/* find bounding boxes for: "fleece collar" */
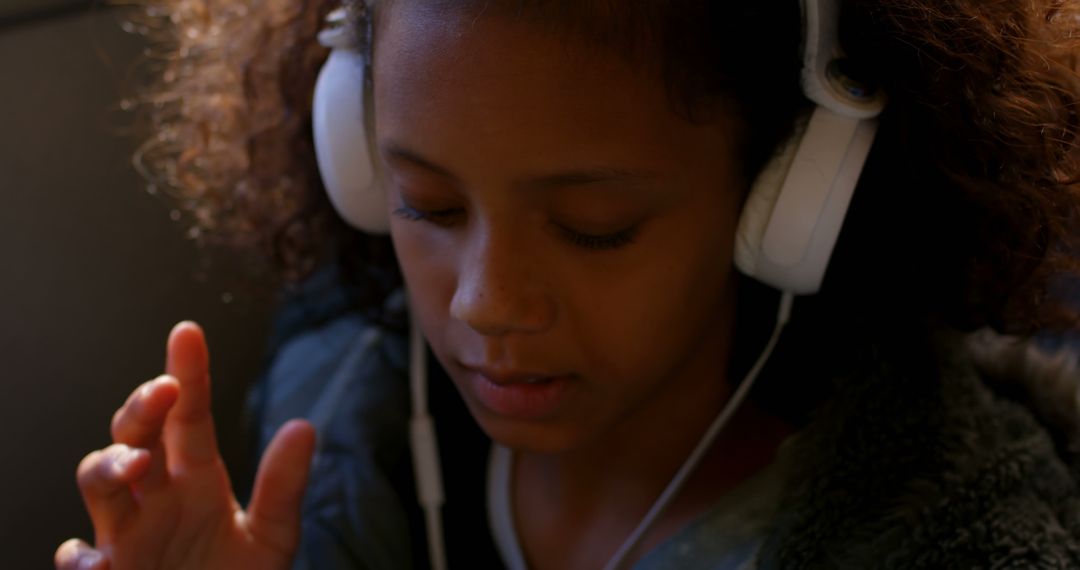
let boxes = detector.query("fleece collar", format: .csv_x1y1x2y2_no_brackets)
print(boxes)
757,329,1080,569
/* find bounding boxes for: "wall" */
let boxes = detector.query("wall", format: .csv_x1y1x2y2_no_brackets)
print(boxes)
0,6,275,567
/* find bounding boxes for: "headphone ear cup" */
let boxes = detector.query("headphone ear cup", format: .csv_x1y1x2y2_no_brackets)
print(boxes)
734,121,804,282
735,105,877,294
313,48,390,234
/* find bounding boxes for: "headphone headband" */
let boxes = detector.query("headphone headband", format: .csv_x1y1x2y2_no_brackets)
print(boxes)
802,0,886,118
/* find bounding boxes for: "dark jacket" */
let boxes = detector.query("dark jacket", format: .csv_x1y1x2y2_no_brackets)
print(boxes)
251,271,1080,569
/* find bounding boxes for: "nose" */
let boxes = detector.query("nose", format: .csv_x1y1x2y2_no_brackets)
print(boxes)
449,227,556,337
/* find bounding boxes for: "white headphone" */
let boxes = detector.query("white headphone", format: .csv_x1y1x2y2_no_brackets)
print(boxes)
312,0,885,295
310,1,884,568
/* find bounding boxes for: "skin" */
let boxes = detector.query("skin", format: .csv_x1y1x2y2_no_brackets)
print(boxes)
377,3,793,568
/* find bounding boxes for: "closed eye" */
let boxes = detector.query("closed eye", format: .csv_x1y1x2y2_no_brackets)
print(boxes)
393,204,641,251
553,224,640,251
392,205,463,226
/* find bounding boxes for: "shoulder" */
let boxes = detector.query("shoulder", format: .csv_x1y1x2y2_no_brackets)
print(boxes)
759,327,1080,569
249,267,419,569
252,264,411,452
964,327,1080,467
250,263,413,469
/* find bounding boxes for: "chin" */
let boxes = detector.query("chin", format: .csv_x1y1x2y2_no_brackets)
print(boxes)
469,406,587,455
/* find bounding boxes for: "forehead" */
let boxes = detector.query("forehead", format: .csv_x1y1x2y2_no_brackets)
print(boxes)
371,1,733,177
372,0,649,97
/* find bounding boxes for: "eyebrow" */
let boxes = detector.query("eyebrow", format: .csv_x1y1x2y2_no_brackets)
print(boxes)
380,142,660,190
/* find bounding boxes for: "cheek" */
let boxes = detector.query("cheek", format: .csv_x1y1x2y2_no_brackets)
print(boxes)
579,262,734,384
569,193,739,380
389,221,458,336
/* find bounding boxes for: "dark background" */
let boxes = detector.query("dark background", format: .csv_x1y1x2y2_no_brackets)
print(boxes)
1,0,95,26
1,2,276,566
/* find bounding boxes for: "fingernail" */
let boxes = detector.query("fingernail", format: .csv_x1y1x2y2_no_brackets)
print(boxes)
112,447,143,476
169,321,187,340
141,375,173,399
78,550,103,570
172,320,198,333
139,381,156,400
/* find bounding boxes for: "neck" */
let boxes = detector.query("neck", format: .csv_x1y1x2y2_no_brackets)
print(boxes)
516,387,791,522
512,303,794,569
522,368,731,510
513,392,792,570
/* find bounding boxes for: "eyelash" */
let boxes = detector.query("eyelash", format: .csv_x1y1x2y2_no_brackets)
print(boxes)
554,224,640,250
392,205,640,251
392,205,460,225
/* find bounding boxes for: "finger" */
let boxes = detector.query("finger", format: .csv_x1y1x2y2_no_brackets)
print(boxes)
76,445,151,543
55,538,108,570
111,375,180,447
111,376,179,492
128,441,169,497
246,420,317,552
162,321,220,468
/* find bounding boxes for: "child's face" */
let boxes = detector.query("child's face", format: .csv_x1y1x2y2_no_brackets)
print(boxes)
375,2,745,452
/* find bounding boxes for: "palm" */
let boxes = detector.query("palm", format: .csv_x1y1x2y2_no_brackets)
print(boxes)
106,462,249,570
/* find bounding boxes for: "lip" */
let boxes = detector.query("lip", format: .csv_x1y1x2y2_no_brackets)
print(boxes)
459,362,575,419
459,362,566,385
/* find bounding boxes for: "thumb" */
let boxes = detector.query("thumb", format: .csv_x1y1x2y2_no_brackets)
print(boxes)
246,419,317,553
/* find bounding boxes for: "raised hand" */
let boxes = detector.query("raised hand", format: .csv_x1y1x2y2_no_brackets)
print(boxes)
55,322,316,570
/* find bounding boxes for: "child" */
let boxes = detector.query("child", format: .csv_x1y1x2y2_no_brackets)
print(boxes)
56,0,1080,568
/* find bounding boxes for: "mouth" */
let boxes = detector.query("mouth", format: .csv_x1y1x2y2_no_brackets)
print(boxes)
459,362,569,385
458,362,575,419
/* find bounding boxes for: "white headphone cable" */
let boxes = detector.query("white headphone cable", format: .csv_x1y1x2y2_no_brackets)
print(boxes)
409,313,448,570
601,291,795,570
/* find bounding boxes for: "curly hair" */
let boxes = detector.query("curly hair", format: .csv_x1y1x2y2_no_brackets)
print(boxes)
835,0,1080,333
124,0,1080,334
